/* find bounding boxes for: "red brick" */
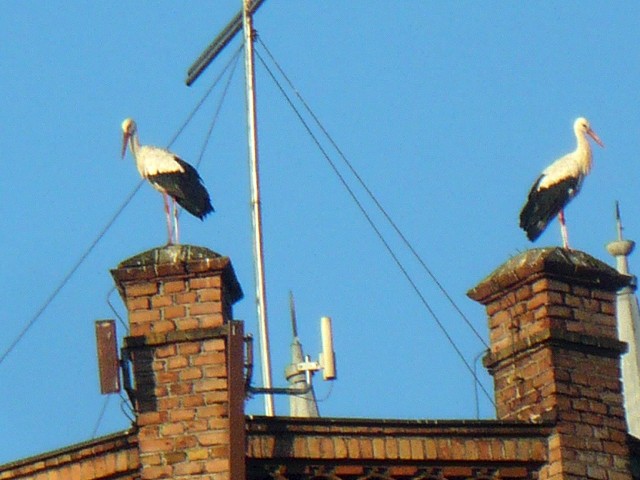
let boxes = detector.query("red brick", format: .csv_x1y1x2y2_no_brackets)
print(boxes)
202,339,225,351
199,314,225,328
167,356,188,370
131,323,152,336
206,418,229,430
398,438,411,460
197,404,228,417
203,391,228,404
130,309,160,324
155,344,176,358
292,437,308,457
189,302,218,315
137,411,164,426
515,285,532,301
160,423,184,436
178,343,201,355
320,437,335,458
163,305,185,320
372,437,385,459
198,431,229,446
172,461,204,476
179,367,203,381
139,438,173,453
157,397,179,411
203,458,229,473
175,291,197,304
125,282,159,297
194,378,228,392
384,437,398,459
141,465,173,479
193,352,226,366
127,296,150,310
174,435,198,450
190,276,221,289
303,436,319,458
186,419,209,432
170,382,193,395
164,451,186,464
175,318,200,330
163,280,186,293
186,447,209,461
150,320,175,333
334,437,348,459
203,365,227,378
169,408,196,422
156,371,179,384
198,288,222,302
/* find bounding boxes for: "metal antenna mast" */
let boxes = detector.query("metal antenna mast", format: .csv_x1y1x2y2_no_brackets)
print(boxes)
185,0,274,415
241,0,275,416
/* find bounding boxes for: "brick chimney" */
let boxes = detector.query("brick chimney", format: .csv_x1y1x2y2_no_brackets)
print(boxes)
111,245,245,480
468,247,632,480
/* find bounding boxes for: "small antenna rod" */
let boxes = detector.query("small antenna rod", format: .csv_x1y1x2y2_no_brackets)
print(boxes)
289,291,298,338
616,200,623,241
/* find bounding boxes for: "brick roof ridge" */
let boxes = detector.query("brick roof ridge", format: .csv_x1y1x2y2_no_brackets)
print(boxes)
246,415,554,435
0,427,137,472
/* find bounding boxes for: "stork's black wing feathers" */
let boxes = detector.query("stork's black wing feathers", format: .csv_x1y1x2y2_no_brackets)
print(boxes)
519,175,579,242
148,157,214,220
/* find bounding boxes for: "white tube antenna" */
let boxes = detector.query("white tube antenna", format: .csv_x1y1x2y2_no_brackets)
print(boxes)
319,316,337,380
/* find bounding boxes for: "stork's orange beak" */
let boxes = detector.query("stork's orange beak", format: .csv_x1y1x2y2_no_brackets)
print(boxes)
588,129,604,148
121,131,130,158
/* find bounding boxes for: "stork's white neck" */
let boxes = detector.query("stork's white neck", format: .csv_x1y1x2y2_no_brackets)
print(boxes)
575,129,593,176
127,130,148,178
128,130,141,158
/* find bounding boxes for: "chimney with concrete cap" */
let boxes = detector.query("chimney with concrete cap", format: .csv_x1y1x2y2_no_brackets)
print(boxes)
111,245,245,480
468,247,632,480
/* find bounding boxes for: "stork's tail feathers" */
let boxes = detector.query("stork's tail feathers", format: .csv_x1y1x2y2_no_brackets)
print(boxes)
177,194,214,220
519,203,548,242
519,175,579,242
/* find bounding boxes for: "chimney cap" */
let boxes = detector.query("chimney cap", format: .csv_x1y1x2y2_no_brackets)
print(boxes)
116,244,223,268
112,245,243,305
468,247,631,305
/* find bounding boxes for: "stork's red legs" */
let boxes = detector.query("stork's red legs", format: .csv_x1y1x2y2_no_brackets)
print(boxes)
558,209,570,250
172,198,180,245
163,193,174,245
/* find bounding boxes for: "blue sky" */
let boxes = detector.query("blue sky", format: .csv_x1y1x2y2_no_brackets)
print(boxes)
2,1,640,464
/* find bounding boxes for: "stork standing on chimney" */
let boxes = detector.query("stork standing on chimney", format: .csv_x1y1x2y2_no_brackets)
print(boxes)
121,118,214,245
519,117,604,249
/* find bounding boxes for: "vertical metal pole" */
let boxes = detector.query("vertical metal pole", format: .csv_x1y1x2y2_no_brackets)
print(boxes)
242,0,275,416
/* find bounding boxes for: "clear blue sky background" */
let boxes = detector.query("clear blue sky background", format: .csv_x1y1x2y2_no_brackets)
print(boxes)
2,1,640,464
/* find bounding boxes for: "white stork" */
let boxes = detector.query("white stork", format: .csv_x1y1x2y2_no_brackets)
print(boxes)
519,117,604,249
121,118,214,245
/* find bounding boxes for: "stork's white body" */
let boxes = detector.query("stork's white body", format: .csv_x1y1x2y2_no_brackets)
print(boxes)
519,117,604,248
121,118,214,245
133,145,186,179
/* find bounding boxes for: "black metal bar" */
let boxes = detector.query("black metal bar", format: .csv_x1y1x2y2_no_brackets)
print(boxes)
186,0,266,86
119,347,136,407
248,383,312,396
244,334,254,395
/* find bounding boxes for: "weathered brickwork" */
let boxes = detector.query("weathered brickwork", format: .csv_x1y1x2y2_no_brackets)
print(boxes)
3,245,640,480
113,248,241,338
111,246,246,480
246,417,550,479
469,247,633,480
0,432,139,480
